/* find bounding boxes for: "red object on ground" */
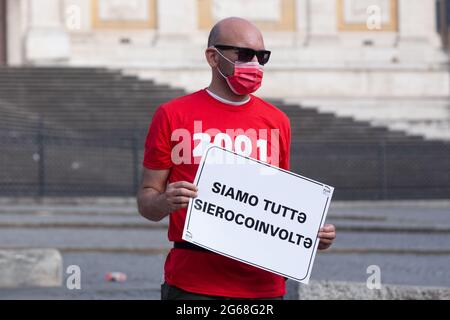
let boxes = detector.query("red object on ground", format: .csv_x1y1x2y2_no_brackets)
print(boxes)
105,272,127,282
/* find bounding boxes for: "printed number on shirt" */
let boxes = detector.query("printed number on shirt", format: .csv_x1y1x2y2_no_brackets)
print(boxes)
193,133,268,162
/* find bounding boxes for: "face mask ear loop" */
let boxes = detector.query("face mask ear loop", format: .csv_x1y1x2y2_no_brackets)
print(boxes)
214,48,235,65
216,66,228,79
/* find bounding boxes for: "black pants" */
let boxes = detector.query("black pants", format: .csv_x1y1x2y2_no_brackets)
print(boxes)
161,282,284,300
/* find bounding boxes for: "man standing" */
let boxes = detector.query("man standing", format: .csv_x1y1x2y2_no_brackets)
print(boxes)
137,17,336,300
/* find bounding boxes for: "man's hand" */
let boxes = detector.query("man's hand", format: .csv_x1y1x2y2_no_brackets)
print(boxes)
137,168,198,222
317,224,336,250
160,181,198,213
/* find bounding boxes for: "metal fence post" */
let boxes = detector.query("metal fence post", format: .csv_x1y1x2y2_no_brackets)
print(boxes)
379,141,388,200
37,119,46,197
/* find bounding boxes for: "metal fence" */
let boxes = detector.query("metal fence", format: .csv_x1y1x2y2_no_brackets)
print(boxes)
0,127,145,197
291,141,450,200
1,127,449,200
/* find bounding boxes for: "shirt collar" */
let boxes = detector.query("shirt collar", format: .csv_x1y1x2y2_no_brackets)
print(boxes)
205,89,251,106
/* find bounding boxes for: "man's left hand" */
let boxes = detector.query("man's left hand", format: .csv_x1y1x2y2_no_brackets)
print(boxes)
317,224,336,250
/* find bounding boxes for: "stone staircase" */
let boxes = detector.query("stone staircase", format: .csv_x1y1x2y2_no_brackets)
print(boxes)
0,67,449,200
288,98,450,141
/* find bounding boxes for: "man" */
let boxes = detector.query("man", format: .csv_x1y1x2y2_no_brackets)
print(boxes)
137,17,336,300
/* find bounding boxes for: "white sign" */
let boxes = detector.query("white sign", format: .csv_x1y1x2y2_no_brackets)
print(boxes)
183,146,334,284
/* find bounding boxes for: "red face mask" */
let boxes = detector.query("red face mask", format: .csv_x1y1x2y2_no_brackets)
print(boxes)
216,49,264,95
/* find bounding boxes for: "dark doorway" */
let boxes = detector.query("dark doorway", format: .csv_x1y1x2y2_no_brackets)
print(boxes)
0,0,6,65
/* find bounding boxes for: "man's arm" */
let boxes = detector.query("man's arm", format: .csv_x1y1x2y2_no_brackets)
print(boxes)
137,167,198,222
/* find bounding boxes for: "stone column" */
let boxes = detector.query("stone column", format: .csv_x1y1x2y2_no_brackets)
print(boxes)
6,0,27,65
398,0,441,46
295,0,310,47
24,0,71,64
397,0,447,64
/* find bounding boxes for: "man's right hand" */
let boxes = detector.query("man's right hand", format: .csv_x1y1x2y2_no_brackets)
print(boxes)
137,168,198,221
160,181,198,212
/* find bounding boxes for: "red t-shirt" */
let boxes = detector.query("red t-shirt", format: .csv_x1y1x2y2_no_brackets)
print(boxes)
143,89,291,298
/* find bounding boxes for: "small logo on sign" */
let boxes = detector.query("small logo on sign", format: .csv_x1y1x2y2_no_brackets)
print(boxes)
323,186,331,195
185,231,193,240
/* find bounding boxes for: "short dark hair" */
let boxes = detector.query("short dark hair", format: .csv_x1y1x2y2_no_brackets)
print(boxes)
207,24,221,47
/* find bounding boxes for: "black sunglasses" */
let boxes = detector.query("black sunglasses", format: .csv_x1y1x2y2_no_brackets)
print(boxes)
214,44,271,65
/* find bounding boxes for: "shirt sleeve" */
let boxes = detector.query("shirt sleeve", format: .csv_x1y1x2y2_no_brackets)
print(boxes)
142,106,173,170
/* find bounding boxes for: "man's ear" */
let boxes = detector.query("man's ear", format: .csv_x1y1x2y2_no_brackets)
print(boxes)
205,48,219,68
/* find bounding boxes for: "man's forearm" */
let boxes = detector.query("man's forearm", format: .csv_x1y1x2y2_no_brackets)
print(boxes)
137,188,169,222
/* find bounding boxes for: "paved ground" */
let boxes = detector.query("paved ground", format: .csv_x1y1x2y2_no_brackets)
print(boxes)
0,199,449,299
